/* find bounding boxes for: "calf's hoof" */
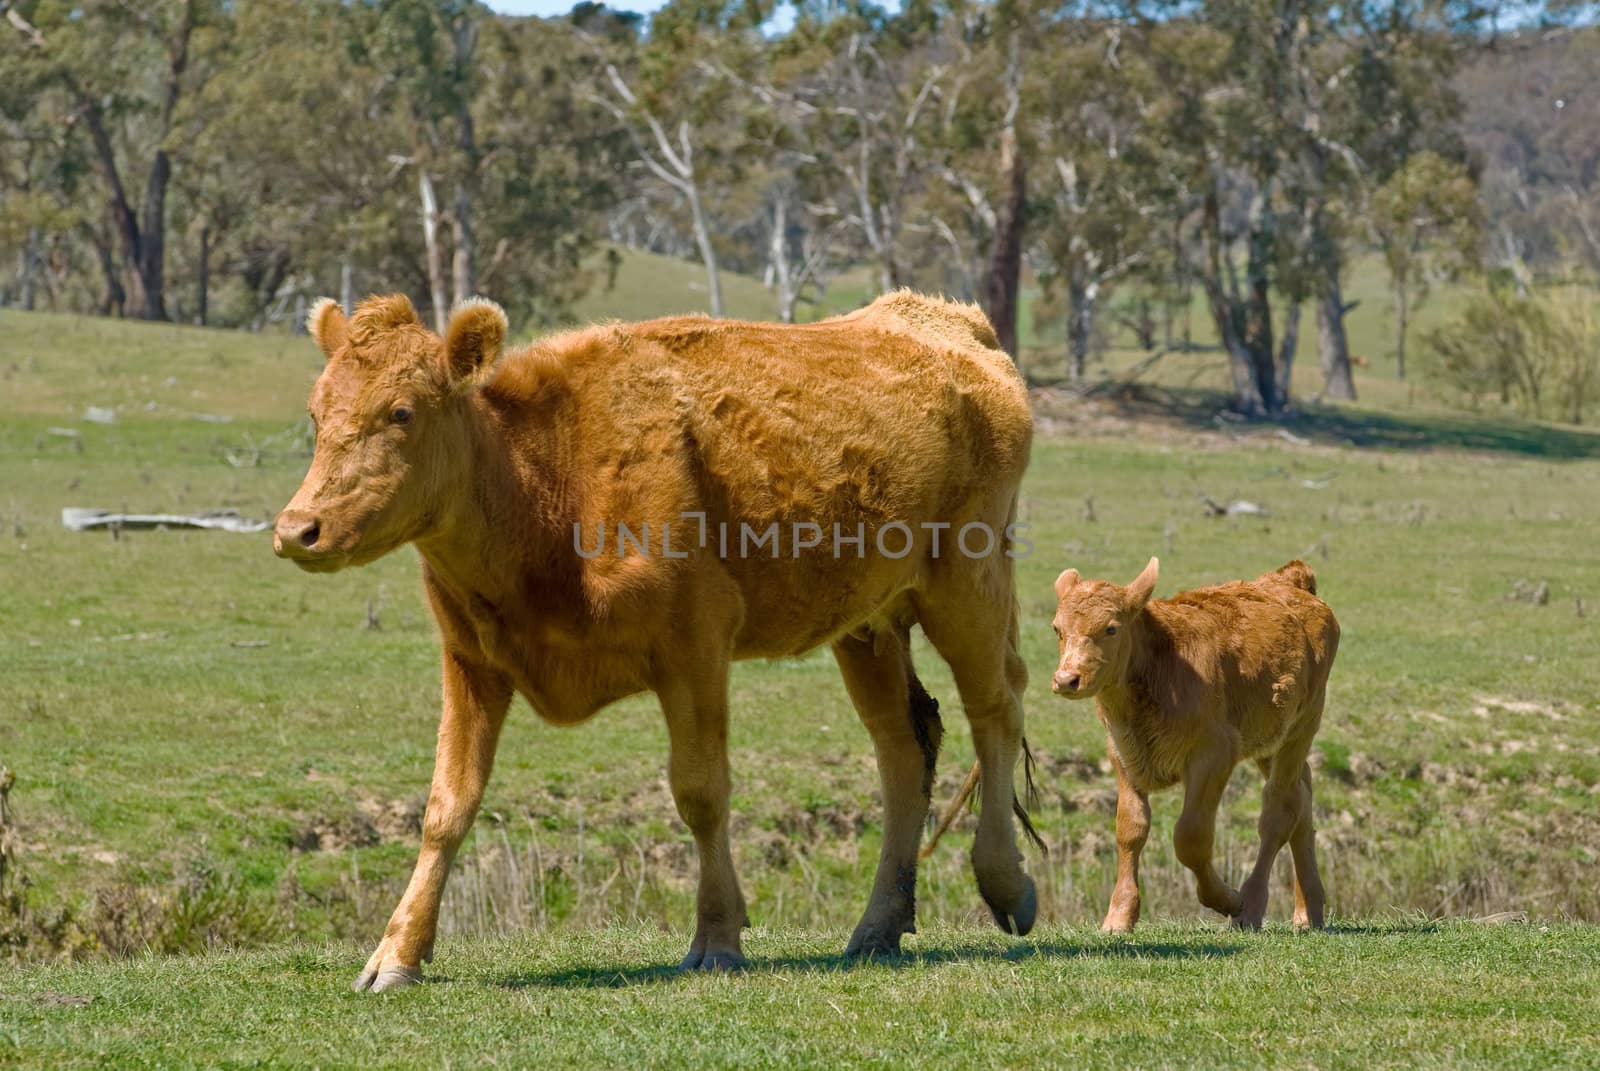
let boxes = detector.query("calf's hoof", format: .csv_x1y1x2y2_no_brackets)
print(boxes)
353,964,423,993
1100,915,1137,935
679,948,747,973
982,874,1038,937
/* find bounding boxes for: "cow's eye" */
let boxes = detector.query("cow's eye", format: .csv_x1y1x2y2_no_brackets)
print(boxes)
1105,624,1119,636
390,406,413,426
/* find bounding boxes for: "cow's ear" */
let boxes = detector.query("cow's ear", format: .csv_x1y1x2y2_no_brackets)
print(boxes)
306,298,348,360
1126,556,1159,609
1054,568,1080,601
443,297,507,384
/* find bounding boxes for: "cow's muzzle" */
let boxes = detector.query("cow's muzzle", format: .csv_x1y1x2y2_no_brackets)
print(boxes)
274,510,345,570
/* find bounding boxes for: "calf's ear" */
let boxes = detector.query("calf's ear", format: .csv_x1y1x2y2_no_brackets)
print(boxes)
444,297,508,384
1054,568,1080,600
1126,556,1159,608
306,298,348,360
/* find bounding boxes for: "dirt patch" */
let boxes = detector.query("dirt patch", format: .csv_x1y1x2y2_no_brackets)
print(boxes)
290,795,423,853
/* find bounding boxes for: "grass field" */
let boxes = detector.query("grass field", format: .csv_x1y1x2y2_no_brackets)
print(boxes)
3,922,1597,1069
2,267,1599,1064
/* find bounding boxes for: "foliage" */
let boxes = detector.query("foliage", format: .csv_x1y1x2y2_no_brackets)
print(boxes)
1423,281,1600,423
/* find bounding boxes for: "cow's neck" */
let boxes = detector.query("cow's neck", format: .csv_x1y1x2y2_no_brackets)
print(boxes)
414,390,574,602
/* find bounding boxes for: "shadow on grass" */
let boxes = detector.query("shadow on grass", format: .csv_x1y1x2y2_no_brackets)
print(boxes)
495,938,1243,990
1081,384,1600,460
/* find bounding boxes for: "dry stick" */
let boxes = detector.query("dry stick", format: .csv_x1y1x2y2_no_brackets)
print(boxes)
921,743,1048,861
919,761,981,861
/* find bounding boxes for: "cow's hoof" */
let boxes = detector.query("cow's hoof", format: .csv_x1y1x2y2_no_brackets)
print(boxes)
678,949,747,973
983,875,1038,936
844,924,908,960
354,964,423,993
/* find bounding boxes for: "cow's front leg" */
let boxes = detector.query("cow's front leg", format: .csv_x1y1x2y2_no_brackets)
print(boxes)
658,661,746,971
354,651,512,992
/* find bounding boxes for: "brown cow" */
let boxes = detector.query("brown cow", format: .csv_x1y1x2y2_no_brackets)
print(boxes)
274,291,1037,991
1050,558,1339,932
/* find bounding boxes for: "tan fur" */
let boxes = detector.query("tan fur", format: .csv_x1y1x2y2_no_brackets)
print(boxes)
274,291,1039,989
1049,558,1339,932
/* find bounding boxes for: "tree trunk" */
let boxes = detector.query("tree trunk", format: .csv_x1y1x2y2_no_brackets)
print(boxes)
195,223,209,326
84,222,125,317
1243,187,1278,409
769,196,796,323
20,227,40,310
984,29,1026,360
340,260,354,316
684,181,722,318
1393,279,1409,381
1068,275,1097,383
986,143,1025,359
1317,279,1357,401
1200,185,1273,414
419,171,448,333
1275,299,1302,410
452,181,475,306
134,148,171,320
449,16,478,307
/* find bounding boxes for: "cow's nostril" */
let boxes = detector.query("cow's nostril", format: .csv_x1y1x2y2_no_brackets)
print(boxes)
1066,675,1080,691
300,521,321,548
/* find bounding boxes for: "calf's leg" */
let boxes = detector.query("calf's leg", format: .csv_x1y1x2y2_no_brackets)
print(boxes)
1238,735,1316,930
1288,762,1326,930
1174,744,1242,919
1102,750,1151,934
658,660,747,970
355,653,512,993
833,626,940,956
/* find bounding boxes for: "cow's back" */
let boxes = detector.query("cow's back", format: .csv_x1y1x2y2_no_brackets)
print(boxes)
1153,570,1339,756
489,293,1031,657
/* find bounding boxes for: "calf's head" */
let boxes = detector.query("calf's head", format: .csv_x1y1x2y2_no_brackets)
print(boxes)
1050,557,1159,698
274,294,506,572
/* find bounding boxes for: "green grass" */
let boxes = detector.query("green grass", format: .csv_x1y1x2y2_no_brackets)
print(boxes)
3,922,1597,1069
2,289,1600,1061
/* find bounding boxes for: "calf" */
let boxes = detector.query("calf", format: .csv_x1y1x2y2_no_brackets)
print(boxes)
1051,558,1339,931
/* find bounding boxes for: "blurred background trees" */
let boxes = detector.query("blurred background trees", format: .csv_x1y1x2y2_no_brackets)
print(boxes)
1,0,1594,418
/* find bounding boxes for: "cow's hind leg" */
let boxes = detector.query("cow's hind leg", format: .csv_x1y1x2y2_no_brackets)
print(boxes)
355,654,512,993
658,658,747,971
918,581,1036,937
833,625,941,957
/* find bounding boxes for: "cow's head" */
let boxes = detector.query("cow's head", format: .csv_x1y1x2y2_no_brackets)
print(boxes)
1050,557,1159,699
273,294,506,572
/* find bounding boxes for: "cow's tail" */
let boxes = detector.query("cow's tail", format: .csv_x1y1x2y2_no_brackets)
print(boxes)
1276,559,1317,595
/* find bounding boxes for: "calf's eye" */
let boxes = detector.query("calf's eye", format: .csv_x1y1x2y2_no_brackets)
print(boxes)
391,406,413,426
1105,624,1119,636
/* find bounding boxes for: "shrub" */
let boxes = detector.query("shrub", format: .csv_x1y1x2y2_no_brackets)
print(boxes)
1424,283,1600,424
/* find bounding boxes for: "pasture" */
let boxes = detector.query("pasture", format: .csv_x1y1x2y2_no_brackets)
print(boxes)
3,285,1600,1063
